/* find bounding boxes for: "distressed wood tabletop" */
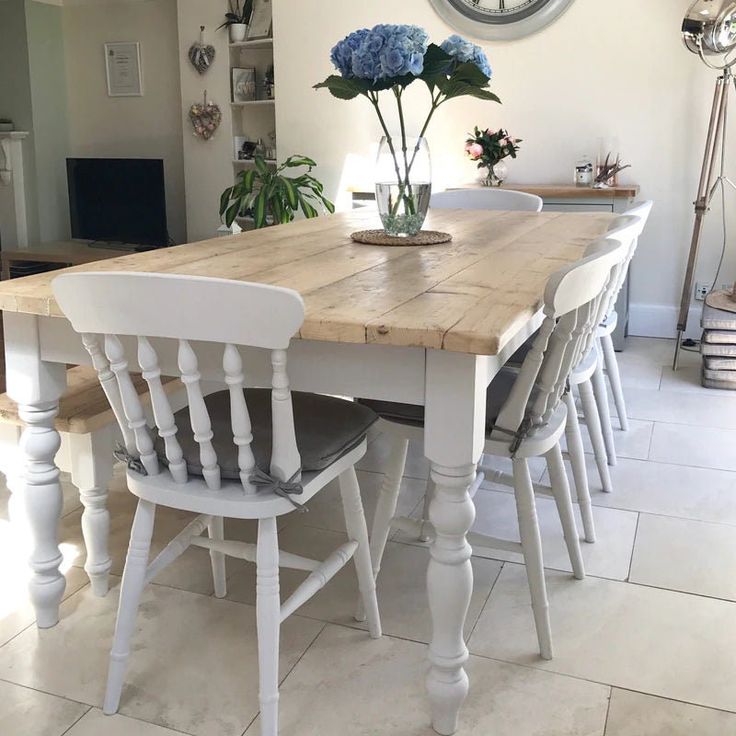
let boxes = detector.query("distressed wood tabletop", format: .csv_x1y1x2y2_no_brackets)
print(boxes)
0,208,615,356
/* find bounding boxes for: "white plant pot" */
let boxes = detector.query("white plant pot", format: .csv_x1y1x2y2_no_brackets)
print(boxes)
229,24,248,43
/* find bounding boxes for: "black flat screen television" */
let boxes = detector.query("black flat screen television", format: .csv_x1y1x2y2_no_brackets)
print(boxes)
67,158,168,246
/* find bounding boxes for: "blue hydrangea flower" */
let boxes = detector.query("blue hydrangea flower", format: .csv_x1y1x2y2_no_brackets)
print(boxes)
330,28,370,78
333,24,429,82
440,34,492,79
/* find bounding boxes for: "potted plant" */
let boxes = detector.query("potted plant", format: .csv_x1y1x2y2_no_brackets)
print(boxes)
465,126,522,187
218,0,253,43
219,155,335,229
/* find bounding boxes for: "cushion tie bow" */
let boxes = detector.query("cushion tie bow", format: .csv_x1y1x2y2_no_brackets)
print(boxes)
113,444,148,476
249,468,308,513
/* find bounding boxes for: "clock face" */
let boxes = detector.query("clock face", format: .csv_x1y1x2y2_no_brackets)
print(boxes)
430,0,574,40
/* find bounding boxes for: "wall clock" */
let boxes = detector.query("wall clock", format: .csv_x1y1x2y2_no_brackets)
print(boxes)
429,0,576,41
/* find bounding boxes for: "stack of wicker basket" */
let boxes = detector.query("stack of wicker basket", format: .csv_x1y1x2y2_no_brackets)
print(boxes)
702,286,736,390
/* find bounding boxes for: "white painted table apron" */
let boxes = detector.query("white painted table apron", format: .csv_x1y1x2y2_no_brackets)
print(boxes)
3,308,540,736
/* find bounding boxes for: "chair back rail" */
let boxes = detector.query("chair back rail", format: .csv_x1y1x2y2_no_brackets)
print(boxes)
52,272,306,492
492,237,628,440
430,188,543,212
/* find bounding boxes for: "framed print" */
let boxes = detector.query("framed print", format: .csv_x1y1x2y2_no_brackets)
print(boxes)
232,67,257,102
105,42,143,97
247,0,272,40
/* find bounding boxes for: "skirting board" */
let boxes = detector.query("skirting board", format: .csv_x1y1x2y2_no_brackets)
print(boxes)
628,303,703,340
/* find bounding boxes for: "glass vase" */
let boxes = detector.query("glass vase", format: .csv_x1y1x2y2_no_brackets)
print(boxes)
481,160,509,187
375,136,431,237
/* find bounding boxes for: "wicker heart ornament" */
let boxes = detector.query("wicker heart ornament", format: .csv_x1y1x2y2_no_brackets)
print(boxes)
188,26,215,74
189,92,222,141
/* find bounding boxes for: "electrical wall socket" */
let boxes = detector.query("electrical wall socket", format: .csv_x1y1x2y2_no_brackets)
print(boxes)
695,282,712,301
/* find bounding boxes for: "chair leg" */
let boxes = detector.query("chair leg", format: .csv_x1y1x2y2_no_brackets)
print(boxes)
256,517,281,736
103,499,156,715
512,456,553,661
563,392,596,543
207,516,227,599
69,429,114,597
591,356,617,467
578,380,614,494
339,466,382,639
546,443,585,580
601,333,629,431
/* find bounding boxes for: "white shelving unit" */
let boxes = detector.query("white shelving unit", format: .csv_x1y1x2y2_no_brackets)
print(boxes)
228,29,277,230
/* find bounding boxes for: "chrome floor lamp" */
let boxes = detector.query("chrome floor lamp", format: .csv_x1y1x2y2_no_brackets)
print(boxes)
674,0,736,370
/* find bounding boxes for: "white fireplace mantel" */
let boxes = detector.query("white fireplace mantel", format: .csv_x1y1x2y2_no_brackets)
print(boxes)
0,132,30,249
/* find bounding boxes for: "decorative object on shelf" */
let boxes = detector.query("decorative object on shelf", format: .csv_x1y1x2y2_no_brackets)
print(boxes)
188,26,216,75
104,42,143,97
189,91,222,140
0,119,14,133
248,0,272,40
350,229,452,246
219,155,334,228
263,64,275,99
429,0,575,41
593,152,631,188
574,154,594,186
232,67,257,102
465,126,521,187
316,26,498,237
218,0,253,43
235,137,257,160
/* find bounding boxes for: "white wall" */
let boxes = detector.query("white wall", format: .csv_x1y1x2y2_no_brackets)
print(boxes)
273,0,736,338
62,0,187,244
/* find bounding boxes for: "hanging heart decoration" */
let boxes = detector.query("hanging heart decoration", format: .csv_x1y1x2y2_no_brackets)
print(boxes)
188,26,216,75
189,91,222,141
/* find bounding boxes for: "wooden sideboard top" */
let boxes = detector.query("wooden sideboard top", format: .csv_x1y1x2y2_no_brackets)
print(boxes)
455,183,640,199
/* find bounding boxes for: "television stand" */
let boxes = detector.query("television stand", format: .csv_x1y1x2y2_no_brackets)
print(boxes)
0,240,131,280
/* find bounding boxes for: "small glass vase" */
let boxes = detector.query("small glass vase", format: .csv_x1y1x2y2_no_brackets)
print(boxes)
481,160,508,187
375,136,431,237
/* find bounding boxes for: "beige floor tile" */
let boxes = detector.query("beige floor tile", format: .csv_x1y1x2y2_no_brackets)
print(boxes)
620,338,698,368
357,433,430,479
630,514,736,600
649,423,736,472
469,489,638,581
225,525,501,643
0,679,88,736
624,388,736,429
0,583,323,736
559,418,653,463
469,564,736,713
615,355,663,391
245,624,610,736
605,689,736,735
578,455,736,525
66,708,194,736
658,366,736,396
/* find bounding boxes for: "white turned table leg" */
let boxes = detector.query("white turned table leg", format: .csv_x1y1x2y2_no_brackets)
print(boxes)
69,427,114,597
4,313,68,629
423,350,487,735
426,462,477,736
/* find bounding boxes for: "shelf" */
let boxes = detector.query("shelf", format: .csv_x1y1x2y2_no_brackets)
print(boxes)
229,38,273,50
230,100,275,107
232,159,277,166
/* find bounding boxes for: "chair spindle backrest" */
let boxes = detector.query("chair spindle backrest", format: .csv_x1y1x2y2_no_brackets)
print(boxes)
52,273,306,493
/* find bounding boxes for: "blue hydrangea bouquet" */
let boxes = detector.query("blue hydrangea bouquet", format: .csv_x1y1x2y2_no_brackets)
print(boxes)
315,26,499,237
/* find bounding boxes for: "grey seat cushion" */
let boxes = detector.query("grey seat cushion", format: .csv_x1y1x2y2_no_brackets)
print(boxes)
156,390,378,479
359,369,519,433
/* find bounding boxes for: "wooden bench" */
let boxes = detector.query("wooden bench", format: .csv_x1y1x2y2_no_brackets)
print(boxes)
0,365,184,596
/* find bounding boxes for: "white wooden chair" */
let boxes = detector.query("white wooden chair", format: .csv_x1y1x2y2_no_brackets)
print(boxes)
363,236,628,659
51,272,382,735
430,188,543,212
0,366,185,597
597,202,654,436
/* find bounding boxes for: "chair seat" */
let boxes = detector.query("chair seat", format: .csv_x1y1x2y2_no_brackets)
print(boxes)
360,369,519,433
156,389,377,479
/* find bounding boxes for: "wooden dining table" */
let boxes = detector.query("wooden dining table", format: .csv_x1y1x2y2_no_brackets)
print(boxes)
0,207,615,735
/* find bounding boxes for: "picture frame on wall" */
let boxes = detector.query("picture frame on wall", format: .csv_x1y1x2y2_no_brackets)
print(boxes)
232,67,257,102
105,42,143,97
247,0,272,40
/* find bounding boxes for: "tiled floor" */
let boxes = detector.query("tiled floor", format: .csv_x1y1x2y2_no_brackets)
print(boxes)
2,338,736,735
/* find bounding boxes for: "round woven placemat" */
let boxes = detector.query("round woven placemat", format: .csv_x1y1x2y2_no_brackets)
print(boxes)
351,229,452,246
706,288,736,315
